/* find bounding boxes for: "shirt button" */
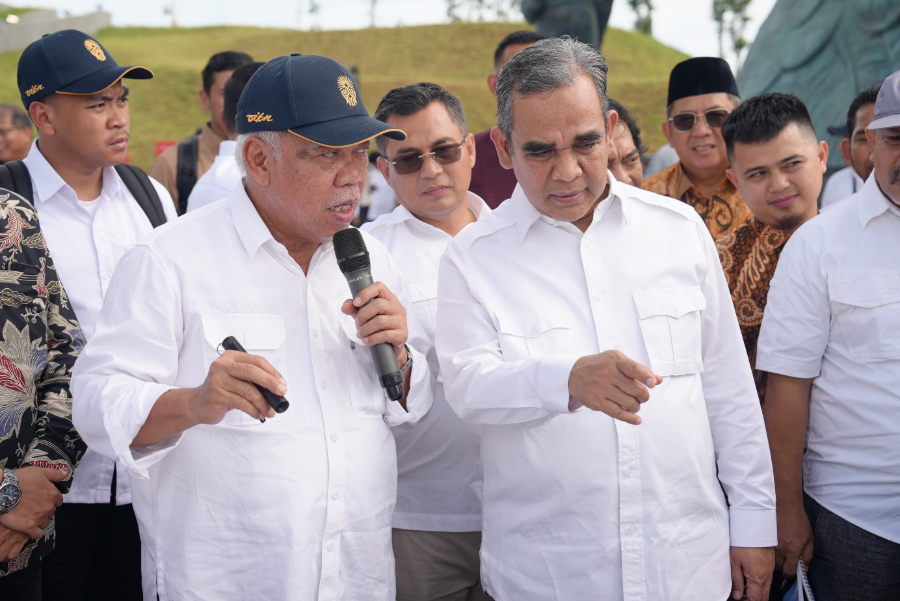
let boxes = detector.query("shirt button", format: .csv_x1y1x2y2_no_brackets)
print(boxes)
529,327,538,336
332,491,339,500
412,290,419,298
624,466,633,477
312,328,319,338
626,525,636,535
326,542,334,552
321,380,328,389
331,432,339,442
583,240,590,248
594,292,603,301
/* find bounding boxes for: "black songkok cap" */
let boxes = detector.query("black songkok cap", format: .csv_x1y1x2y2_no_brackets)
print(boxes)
667,57,739,106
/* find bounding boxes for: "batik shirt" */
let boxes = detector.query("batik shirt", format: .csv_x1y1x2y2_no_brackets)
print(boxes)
643,162,752,240
0,188,86,577
716,218,791,406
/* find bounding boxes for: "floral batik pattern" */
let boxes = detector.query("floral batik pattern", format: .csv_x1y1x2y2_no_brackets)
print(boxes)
716,218,791,408
0,189,86,577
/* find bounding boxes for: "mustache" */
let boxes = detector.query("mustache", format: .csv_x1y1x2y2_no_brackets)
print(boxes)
327,186,361,207
890,167,900,185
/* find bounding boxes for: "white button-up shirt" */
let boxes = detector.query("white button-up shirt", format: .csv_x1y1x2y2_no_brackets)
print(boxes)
436,177,776,601
23,140,177,505
757,174,900,544
71,185,435,600
363,192,488,532
185,140,240,213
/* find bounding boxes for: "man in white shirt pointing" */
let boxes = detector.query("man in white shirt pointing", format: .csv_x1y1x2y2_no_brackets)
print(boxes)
363,82,490,601
436,37,776,601
72,54,434,600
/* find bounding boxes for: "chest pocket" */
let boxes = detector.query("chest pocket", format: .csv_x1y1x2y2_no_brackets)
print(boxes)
495,309,570,361
409,278,439,337
338,317,387,419
633,286,706,376
828,271,900,360
201,313,287,426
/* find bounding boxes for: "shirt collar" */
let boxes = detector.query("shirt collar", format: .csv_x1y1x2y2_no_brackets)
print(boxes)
858,173,894,229
218,139,237,157
229,184,275,257
381,191,491,228
24,139,124,204
513,172,625,245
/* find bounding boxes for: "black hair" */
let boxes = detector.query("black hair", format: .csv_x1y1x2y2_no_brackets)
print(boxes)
0,103,31,129
223,62,264,136
202,51,254,94
722,92,815,160
374,82,467,154
847,84,881,136
608,98,644,156
494,30,545,68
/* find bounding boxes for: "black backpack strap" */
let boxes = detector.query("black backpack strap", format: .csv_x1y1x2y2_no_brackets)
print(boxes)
114,164,167,229
0,160,34,202
175,135,200,215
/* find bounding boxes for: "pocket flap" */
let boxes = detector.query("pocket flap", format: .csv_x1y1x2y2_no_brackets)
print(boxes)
201,313,286,351
828,271,900,308
494,309,568,338
633,286,707,319
409,278,439,302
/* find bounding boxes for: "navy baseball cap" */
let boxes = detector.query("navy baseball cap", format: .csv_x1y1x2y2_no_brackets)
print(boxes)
237,54,406,147
17,29,153,109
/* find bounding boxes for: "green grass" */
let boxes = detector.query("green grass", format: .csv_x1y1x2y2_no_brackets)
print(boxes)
0,22,687,170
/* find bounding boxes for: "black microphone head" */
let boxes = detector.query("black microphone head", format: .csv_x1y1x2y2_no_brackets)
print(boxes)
333,227,370,274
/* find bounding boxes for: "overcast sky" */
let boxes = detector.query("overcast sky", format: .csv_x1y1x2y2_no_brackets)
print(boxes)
9,0,780,64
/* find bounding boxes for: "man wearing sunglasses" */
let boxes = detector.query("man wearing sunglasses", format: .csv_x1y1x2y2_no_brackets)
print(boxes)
364,82,490,601
644,57,751,240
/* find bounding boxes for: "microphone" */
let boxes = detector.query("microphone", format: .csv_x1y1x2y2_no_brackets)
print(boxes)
333,227,405,402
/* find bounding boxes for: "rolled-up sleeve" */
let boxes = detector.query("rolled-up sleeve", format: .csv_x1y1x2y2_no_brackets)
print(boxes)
696,223,777,547
436,242,580,427
72,244,183,480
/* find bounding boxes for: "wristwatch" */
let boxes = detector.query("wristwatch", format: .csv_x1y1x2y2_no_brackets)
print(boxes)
0,468,22,515
399,344,413,376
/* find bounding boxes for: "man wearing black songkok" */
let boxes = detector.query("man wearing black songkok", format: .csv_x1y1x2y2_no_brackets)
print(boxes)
644,57,751,240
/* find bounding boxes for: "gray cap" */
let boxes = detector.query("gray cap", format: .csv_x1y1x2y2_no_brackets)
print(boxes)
869,69,900,130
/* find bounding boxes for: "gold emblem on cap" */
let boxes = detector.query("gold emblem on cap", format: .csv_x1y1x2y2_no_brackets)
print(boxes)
84,39,106,61
25,84,44,97
337,75,357,107
247,112,273,123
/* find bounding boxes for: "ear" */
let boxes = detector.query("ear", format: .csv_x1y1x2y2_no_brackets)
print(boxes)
725,167,738,189
465,132,477,168
490,126,513,170
606,110,619,143
487,73,498,99
839,137,851,166
817,140,829,173
199,88,210,112
243,137,274,187
661,120,674,146
376,156,393,189
28,101,56,136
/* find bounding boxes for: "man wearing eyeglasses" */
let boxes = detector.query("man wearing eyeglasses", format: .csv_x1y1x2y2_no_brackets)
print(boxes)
644,57,751,240
363,82,490,601
0,104,32,164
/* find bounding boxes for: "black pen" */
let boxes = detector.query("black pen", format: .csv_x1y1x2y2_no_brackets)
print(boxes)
220,336,290,423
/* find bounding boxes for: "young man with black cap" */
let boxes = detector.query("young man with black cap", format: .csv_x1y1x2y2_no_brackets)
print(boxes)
10,29,177,600
72,54,434,600
150,51,253,213
643,57,751,240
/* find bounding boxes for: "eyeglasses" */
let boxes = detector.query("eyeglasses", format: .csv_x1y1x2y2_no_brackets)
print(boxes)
387,141,465,175
668,109,730,132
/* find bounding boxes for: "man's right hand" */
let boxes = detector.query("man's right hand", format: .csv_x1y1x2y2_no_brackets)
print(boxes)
0,467,65,539
568,351,662,425
775,504,814,577
0,523,30,560
187,350,287,424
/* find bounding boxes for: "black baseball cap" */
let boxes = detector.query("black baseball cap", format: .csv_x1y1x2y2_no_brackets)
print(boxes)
17,29,153,109
237,54,406,147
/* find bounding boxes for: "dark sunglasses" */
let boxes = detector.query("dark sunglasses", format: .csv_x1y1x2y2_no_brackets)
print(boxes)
387,141,465,175
668,109,730,132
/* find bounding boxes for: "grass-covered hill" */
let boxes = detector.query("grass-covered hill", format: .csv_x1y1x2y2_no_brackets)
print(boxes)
0,22,687,170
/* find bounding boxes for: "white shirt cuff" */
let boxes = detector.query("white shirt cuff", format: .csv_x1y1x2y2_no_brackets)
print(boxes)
107,382,181,480
537,355,581,414
729,509,778,548
755,355,822,380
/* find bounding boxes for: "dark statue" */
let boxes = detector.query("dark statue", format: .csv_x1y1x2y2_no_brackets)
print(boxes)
521,0,615,50
738,0,900,171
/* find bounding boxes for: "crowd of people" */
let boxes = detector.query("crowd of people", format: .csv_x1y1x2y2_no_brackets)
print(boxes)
0,24,896,601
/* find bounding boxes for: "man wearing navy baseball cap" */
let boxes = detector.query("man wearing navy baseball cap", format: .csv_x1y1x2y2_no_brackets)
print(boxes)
4,29,177,601
72,54,435,600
